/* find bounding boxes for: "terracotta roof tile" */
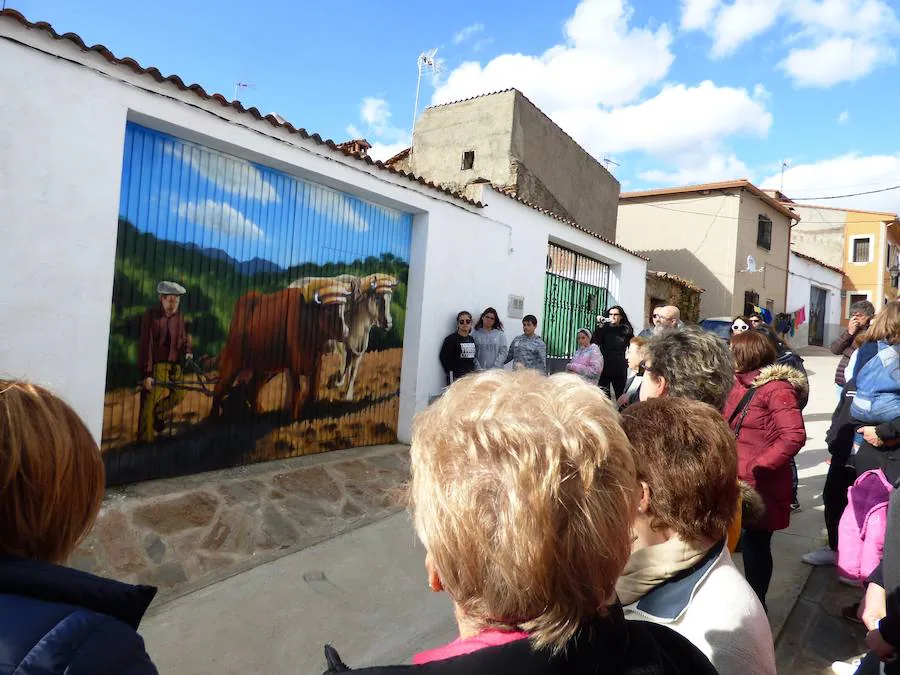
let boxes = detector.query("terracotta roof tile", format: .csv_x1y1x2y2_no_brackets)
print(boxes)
785,201,898,219
621,179,799,222
488,185,649,262
646,270,705,293
0,9,482,208
790,249,845,276
384,147,411,166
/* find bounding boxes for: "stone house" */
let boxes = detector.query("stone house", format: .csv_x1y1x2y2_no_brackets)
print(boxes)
645,270,704,326
386,88,620,240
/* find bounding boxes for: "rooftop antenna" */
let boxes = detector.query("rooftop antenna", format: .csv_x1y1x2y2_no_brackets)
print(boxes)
780,159,791,193
233,81,256,102
412,49,439,137
602,157,621,173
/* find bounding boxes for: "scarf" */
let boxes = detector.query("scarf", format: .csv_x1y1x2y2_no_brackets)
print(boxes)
615,535,711,606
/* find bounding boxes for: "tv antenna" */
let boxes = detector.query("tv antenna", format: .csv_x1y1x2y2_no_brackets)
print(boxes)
412,49,440,134
233,81,256,102
780,159,791,193
602,157,621,173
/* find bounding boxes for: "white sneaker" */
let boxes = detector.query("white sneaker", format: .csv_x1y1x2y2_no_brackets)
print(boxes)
802,547,837,566
831,658,861,675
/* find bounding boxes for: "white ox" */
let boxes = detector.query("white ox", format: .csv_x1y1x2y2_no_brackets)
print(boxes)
288,272,398,400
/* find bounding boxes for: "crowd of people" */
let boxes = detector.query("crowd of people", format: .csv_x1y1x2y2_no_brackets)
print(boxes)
2,298,898,674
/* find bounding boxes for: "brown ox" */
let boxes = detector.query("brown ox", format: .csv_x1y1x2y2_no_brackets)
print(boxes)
289,273,398,400
211,281,351,420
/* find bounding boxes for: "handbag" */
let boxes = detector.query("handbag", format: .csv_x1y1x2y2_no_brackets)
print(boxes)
728,387,758,439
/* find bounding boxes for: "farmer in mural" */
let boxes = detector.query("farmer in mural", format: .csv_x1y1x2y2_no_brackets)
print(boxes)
138,281,192,443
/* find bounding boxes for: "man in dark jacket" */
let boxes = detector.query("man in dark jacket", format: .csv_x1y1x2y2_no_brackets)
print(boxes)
831,300,875,393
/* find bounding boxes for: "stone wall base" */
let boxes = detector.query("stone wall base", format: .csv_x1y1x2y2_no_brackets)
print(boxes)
73,444,410,604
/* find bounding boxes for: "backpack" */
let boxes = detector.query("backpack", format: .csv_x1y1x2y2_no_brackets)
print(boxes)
837,469,893,583
851,343,900,424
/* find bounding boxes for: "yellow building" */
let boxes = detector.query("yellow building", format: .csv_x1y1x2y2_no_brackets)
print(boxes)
779,199,900,324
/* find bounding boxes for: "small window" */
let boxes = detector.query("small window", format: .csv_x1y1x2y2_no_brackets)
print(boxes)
853,237,871,263
756,215,772,250
461,150,475,170
849,293,869,317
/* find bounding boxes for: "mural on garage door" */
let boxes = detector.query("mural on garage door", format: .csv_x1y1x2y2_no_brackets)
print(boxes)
102,122,413,485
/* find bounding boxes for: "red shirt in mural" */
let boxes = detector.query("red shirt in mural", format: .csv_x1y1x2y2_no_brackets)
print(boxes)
138,306,192,375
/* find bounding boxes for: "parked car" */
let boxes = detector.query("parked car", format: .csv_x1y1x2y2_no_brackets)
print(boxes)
698,316,733,341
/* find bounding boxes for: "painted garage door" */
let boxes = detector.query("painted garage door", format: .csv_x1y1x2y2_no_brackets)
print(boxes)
102,122,413,486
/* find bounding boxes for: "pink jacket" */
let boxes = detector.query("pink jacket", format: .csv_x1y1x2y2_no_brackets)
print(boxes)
567,344,604,385
838,469,893,583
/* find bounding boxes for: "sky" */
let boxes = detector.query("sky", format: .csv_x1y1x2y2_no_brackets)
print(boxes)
120,123,412,266
11,0,900,214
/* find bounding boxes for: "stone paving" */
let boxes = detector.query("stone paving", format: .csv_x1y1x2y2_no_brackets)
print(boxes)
776,565,870,674
71,443,410,601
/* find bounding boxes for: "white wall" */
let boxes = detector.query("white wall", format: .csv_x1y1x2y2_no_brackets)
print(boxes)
0,16,647,450
787,253,843,347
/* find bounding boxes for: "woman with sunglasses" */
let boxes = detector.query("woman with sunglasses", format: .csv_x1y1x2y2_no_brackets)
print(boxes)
591,305,634,399
731,316,751,336
473,307,508,371
439,311,477,385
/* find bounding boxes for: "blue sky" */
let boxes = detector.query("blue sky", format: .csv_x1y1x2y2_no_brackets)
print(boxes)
12,0,900,213
120,123,412,266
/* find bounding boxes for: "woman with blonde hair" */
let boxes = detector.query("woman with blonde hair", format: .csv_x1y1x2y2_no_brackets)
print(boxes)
323,371,716,674
0,380,158,674
619,398,775,675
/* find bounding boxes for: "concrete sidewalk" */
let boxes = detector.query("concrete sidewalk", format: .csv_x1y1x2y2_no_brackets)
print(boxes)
140,349,841,673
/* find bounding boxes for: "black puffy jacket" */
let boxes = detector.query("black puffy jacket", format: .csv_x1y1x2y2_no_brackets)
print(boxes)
0,557,158,674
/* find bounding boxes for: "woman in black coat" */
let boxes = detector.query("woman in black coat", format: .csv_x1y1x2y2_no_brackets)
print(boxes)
0,380,158,675
591,305,634,399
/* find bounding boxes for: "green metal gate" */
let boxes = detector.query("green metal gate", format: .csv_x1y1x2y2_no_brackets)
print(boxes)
543,243,610,363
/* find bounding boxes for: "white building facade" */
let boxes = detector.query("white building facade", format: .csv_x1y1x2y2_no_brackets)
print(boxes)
787,251,843,348
0,10,645,484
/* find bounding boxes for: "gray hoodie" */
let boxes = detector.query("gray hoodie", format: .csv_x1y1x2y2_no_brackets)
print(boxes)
473,328,508,370
505,334,548,373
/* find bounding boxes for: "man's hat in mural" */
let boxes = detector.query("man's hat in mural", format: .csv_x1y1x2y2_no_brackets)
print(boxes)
157,281,186,296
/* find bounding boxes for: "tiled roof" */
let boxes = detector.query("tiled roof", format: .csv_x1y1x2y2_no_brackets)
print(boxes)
621,179,799,222
336,138,372,150
0,9,482,208
384,147,411,166
790,249,845,276
489,185,650,262
646,270,704,293
784,201,898,219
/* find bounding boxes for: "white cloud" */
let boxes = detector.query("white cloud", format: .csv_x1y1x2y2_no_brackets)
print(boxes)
178,200,265,239
348,97,411,162
453,22,485,45
760,153,900,213
709,0,782,58
164,141,278,203
432,0,674,109
779,37,895,87
307,184,371,233
681,0,899,86
473,38,494,52
837,110,850,124
639,151,752,185
553,80,771,156
681,0,722,30
361,97,391,129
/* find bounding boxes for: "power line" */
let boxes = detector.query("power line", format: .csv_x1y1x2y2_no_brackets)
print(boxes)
791,184,900,201
784,177,900,194
635,201,895,225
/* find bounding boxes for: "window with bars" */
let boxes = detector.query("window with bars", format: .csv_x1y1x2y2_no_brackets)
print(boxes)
757,215,772,250
853,237,871,263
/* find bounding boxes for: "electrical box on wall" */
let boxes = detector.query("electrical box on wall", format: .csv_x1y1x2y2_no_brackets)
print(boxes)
508,294,524,319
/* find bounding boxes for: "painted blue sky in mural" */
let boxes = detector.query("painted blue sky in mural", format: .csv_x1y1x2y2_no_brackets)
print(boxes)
119,123,412,269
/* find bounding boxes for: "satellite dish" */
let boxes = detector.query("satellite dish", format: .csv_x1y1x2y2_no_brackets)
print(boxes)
747,255,757,273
